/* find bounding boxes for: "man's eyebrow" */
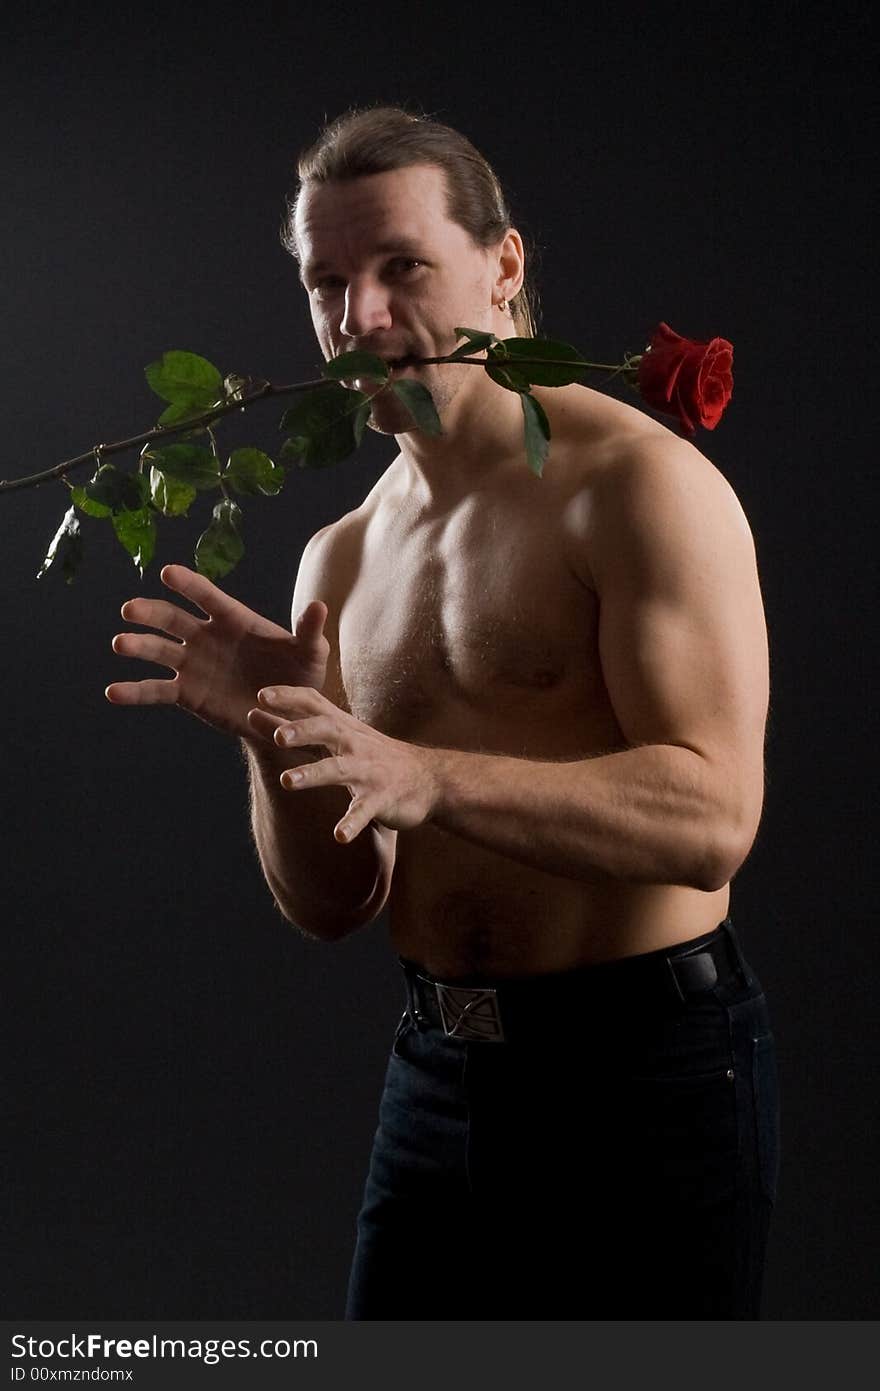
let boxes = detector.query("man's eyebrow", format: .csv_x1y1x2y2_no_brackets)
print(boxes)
299,237,427,284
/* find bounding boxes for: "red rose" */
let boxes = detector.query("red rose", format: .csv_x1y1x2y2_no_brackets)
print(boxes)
636,322,734,437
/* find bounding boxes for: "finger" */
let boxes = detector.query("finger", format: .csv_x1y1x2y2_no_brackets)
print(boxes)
257,684,326,714
334,795,375,844
273,715,338,748
247,708,328,757
246,708,289,740
111,632,185,671
105,677,180,706
159,563,243,622
279,754,346,791
119,596,202,642
242,716,277,746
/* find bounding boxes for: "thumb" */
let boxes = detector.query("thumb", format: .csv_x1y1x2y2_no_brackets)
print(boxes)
294,600,328,633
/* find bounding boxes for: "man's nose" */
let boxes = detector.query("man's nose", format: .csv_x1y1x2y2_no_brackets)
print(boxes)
339,281,393,340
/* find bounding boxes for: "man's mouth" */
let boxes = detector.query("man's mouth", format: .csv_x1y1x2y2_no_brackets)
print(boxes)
343,353,421,390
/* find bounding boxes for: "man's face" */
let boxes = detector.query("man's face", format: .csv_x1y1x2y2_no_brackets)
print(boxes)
294,164,499,435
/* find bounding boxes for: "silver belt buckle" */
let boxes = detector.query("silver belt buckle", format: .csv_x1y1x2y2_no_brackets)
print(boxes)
432,980,505,1042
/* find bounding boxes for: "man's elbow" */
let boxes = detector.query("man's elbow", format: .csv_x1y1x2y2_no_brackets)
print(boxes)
270,875,392,944
276,901,363,943
703,813,761,893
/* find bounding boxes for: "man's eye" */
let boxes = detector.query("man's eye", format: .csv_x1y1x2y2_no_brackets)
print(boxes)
311,261,422,293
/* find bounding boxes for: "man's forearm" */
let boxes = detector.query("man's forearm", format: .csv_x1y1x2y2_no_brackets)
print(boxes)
243,739,392,940
423,742,735,892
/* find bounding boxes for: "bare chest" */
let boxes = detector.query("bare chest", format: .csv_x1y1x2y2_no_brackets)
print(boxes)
336,487,618,752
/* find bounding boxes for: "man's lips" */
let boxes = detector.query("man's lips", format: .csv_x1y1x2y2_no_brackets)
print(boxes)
339,351,421,371
348,355,421,386
333,352,424,392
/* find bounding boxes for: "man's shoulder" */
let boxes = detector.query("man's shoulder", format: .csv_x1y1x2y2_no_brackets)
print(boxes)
580,416,756,596
303,507,361,553
534,383,667,483
546,385,749,590
298,449,413,602
542,382,735,495
295,507,366,610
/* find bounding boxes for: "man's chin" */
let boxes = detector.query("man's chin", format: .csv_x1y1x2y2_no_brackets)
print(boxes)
365,408,417,437
364,389,434,437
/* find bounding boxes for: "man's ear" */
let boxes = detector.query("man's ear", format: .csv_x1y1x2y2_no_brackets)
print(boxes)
494,227,526,304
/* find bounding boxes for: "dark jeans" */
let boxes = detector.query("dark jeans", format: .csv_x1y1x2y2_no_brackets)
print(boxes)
345,916,780,1320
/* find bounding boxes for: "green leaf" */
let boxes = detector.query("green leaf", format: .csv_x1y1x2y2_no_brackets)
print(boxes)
70,485,111,518
278,382,371,468
194,498,245,581
37,506,83,583
520,392,551,478
225,448,285,496
484,342,533,393
144,350,223,406
149,466,197,516
388,379,443,436
142,443,221,490
449,327,497,359
72,463,150,516
279,435,310,461
322,351,390,384
156,398,214,427
112,507,157,576
491,337,586,387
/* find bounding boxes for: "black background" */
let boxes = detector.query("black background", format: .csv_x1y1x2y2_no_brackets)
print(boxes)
3,2,875,1319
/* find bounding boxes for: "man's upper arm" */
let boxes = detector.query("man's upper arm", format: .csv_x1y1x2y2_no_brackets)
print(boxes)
289,518,398,907
586,439,770,876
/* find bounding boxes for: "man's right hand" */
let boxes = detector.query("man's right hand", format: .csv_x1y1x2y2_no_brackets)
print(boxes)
105,563,331,742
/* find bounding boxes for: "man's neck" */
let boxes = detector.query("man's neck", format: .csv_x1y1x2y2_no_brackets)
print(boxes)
394,374,529,509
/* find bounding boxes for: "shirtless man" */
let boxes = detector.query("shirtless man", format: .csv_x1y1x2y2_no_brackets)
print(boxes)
107,108,779,1319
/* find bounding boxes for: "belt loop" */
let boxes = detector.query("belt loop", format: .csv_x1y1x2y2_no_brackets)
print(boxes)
398,958,419,1027
721,916,753,987
665,956,688,1005
399,957,429,1028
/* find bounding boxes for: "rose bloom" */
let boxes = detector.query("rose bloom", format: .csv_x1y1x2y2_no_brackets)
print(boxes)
637,321,734,437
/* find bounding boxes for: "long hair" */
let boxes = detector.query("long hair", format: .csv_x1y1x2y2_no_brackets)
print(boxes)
281,104,541,338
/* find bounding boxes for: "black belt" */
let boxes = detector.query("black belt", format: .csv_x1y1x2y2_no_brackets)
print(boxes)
398,919,748,1044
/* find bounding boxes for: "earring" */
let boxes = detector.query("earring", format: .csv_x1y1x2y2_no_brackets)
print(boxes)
498,298,508,314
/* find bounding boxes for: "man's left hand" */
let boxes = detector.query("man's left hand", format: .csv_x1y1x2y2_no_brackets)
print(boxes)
249,685,440,843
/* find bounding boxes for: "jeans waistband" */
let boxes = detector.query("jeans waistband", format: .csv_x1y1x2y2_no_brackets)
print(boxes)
397,917,751,1043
